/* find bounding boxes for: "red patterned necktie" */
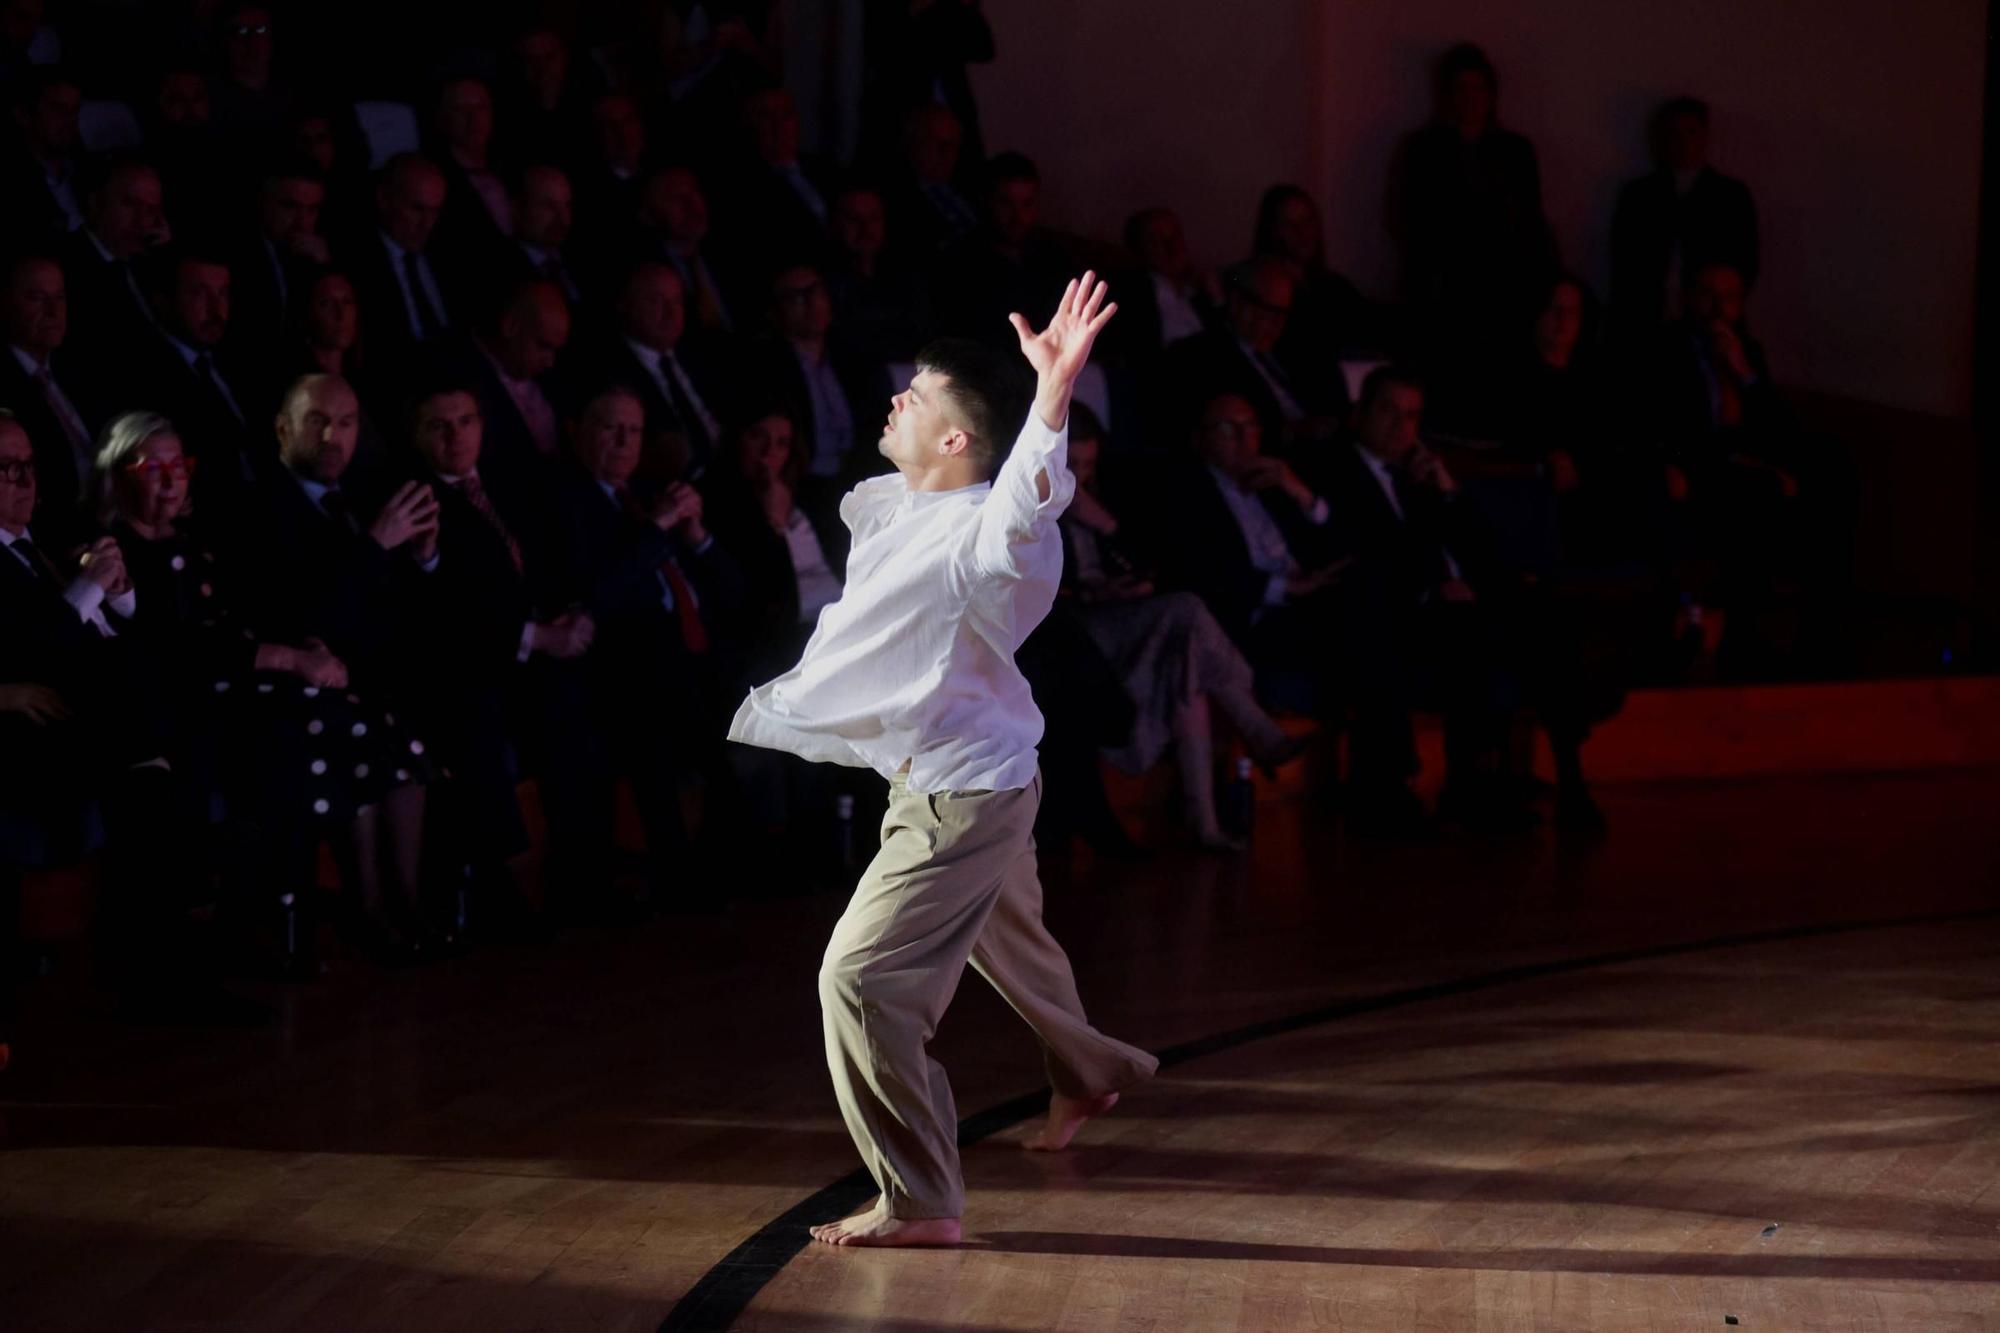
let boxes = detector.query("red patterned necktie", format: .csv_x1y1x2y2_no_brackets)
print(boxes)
658,557,709,655
459,473,522,573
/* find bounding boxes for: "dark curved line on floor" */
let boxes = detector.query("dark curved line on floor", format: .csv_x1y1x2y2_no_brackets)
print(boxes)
658,905,1998,1332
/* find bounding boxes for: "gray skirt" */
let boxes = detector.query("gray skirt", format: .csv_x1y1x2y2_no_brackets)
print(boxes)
1075,590,1255,775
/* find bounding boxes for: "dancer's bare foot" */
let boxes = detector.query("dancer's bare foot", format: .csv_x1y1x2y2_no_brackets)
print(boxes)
808,1199,962,1248
1024,1089,1120,1151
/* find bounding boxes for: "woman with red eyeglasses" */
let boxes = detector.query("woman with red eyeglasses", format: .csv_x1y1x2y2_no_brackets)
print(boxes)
92,410,440,966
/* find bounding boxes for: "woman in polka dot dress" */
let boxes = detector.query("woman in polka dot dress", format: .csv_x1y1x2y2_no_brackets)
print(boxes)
92,412,437,951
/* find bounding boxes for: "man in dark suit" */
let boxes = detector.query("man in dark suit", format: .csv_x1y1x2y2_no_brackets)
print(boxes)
885,102,980,260
543,385,742,909
1610,97,1759,343
1108,207,1217,367
1147,392,1346,674
1,255,105,543
2,67,86,255
621,165,745,336
933,152,1070,347
1317,367,1524,832
714,87,834,284
509,164,585,306
127,246,266,523
237,373,438,692
397,380,598,922
1154,258,1345,463
228,163,332,353
60,157,170,363
570,261,736,483
428,77,517,323
346,153,456,384
753,261,892,538
431,278,570,501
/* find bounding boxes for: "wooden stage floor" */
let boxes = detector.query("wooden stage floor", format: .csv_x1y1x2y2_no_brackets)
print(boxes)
3,766,1998,1331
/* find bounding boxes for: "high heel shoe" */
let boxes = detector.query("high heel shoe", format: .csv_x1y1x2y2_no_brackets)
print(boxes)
1251,727,1317,781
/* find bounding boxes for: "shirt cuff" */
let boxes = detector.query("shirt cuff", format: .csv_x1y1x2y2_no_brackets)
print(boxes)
106,587,138,619
690,534,715,556
517,620,537,663
1264,571,1289,607
1303,494,1330,526
417,551,441,574
63,577,106,624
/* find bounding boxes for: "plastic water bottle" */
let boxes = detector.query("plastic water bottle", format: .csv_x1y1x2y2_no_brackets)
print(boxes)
1221,757,1256,841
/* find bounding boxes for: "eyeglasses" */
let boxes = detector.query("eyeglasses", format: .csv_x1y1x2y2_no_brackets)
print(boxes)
774,283,825,305
0,459,34,485
230,23,270,37
123,457,198,480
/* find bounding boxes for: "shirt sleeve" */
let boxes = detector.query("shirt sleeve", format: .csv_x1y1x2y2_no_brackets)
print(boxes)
967,413,1073,583
63,576,106,625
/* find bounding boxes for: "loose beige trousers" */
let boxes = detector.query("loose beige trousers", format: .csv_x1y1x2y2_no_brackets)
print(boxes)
818,769,1159,1219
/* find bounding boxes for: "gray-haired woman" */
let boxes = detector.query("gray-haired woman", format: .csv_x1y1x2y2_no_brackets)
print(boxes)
93,411,440,964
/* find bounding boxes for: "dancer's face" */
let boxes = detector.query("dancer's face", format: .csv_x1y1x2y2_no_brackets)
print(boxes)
878,368,969,477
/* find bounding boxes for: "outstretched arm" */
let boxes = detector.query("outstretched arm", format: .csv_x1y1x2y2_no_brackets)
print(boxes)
967,273,1118,581
1010,272,1118,500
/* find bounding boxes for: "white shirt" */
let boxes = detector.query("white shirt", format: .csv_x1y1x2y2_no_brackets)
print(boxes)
729,414,1073,795
1206,465,1329,611
781,506,841,623
1151,272,1205,345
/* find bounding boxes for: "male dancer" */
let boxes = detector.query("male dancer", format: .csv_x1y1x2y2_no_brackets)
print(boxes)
729,273,1157,1247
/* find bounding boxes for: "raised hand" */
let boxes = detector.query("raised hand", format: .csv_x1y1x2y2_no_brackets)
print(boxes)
1009,271,1117,430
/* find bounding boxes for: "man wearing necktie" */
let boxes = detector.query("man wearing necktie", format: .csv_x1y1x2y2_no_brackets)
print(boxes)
1,256,103,539
546,386,743,915
1321,367,1531,834
398,383,597,924
512,165,583,304
607,262,730,475
356,154,454,366
134,247,262,516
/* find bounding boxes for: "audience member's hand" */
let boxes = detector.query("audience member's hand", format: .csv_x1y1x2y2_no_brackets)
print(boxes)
1438,578,1477,604
654,482,707,543
1546,448,1582,495
0,683,70,725
1066,485,1119,535
77,536,127,592
1286,557,1353,599
1709,322,1755,383
370,481,441,552
759,476,794,530
293,637,350,688
1663,463,1691,502
1243,457,1316,510
532,610,595,659
1403,447,1458,495
288,234,333,265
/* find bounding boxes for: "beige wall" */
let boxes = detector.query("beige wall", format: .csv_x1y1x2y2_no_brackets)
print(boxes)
973,0,1987,417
